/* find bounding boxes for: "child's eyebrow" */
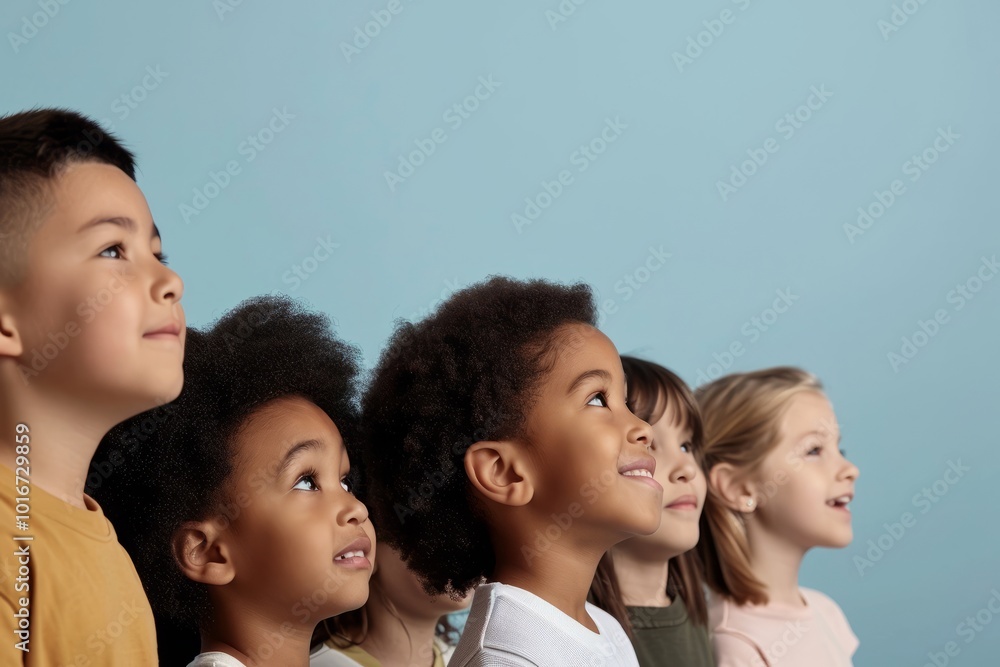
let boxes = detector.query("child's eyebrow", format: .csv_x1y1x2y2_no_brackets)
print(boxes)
79,215,161,241
566,368,612,395
275,438,322,478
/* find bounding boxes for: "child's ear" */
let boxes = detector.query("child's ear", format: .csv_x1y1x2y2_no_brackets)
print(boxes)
709,463,758,514
172,520,236,586
464,440,534,508
0,301,24,358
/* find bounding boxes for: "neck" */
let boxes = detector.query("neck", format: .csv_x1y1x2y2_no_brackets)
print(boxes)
201,606,313,667
745,517,807,606
491,518,610,633
609,547,672,607
0,375,116,509
358,588,441,667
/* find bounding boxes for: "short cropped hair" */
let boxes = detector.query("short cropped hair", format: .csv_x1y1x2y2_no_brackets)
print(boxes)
360,276,597,597
0,108,135,285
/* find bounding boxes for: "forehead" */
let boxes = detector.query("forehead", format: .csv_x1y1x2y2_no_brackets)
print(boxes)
39,161,152,235
542,323,622,383
779,391,837,441
231,397,345,470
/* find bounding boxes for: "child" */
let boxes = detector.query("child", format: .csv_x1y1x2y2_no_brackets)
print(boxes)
360,277,662,665
695,367,860,666
0,108,184,664
310,543,470,666
91,295,375,667
588,356,714,667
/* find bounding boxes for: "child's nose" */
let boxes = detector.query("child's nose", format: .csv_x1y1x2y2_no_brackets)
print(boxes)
153,263,184,304
339,493,370,526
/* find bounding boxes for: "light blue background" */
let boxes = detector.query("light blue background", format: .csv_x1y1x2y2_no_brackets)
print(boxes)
5,1,998,664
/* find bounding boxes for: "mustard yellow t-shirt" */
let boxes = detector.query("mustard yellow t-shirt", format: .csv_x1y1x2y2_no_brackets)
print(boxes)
0,464,157,665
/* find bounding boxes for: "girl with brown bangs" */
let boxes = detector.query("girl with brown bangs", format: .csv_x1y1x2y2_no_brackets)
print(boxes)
588,356,714,667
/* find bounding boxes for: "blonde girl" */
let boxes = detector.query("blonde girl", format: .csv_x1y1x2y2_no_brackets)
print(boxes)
696,367,860,667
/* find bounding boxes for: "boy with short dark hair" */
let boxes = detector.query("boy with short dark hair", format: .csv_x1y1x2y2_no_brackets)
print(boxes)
0,108,185,664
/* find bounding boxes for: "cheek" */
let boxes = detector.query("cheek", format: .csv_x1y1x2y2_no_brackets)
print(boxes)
693,471,708,505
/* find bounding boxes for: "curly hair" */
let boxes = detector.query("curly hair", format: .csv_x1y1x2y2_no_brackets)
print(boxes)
360,276,597,597
90,295,362,632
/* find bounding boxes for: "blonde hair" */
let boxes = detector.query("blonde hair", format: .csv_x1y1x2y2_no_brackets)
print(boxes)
695,366,823,605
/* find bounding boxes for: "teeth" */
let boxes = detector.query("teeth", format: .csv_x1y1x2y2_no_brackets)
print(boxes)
622,469,652,478
336,550,363,560
828,496,851,506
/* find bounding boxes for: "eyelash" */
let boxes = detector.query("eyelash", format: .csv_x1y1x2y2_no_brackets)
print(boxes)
293,472,319,491
292,471,355,494
587,392,609,408
99,243,169,265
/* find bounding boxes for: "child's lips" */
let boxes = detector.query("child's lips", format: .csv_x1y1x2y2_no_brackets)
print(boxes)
144,321,182,339
665,494,698,511
334,536,373,569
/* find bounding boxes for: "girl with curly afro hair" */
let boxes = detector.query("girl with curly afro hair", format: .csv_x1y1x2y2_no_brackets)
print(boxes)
361,276,664,666
91,295,376,667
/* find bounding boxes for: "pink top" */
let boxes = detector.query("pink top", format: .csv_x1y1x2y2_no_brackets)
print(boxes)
708,588,858,667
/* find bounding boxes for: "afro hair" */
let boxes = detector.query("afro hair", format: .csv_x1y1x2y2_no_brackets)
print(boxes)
90,295,362,634
360,276,597,597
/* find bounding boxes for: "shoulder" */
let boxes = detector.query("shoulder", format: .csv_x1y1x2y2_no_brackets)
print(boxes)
186,652,248,667
712,632,767,667
586,601,626,635
801,588,859,655
309,643,368,667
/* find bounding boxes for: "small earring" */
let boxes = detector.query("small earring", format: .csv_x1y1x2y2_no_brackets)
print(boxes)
745,497,755,510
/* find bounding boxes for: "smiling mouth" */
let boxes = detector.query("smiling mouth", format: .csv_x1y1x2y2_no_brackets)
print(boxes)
827,495,853,511
333,536,372,569
621,469,653,479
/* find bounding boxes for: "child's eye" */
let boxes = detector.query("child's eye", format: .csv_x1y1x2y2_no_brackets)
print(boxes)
293,474,319,491
99,244,125,260
680,441,692,454
340,476,353,493
806,445,822,456
155,252,169,266
587,392,609,408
